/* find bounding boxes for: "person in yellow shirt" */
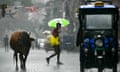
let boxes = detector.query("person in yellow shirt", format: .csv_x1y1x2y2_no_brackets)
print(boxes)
46,23,63,65
49,35,60,46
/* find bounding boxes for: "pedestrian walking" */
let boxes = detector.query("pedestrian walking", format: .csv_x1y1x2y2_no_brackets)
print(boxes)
1,4,7,17
46,23,63,65
3,34,9,52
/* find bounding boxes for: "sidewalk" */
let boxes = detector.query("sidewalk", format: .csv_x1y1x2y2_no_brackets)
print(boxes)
0,48,80,72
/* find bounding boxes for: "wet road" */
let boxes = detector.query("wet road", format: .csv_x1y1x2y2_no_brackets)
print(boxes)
0,48,80,72
0,48,120,72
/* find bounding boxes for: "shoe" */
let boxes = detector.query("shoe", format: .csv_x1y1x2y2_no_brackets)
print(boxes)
57,62,63,65
46,57,50,64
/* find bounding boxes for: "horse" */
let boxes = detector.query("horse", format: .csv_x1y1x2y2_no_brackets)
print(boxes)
10,31,34,70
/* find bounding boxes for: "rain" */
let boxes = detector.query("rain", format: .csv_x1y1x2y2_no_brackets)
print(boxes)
0,0,120,72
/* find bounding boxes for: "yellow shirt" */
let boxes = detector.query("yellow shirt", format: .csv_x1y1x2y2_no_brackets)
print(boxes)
50,35,60,46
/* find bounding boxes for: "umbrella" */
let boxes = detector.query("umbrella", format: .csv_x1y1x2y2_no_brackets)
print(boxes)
48,18,70,28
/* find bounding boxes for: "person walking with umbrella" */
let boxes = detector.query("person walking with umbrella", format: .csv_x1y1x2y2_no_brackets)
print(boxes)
46,23,63,65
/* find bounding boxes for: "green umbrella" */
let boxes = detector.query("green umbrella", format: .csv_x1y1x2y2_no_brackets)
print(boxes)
48,18,70,28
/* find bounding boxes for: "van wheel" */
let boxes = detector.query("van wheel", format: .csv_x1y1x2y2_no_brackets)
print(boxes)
98,60,103,72
98,67,103,72
113,63,117,72
80,62,85,72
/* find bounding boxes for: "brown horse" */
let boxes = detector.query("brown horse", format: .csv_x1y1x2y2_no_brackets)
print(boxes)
10,31,34,70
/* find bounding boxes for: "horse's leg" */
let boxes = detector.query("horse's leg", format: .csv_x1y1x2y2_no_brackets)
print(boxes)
23,55,28,69
13,52,18,70
23,50,29,69
19,54,24,69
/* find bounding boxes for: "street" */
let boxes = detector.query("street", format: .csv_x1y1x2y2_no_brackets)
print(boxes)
0,48,80,72
0,0,120,72
0,48,120,72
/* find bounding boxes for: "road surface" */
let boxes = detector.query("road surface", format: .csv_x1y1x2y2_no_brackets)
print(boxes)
0,48,80,72
0,48,120,72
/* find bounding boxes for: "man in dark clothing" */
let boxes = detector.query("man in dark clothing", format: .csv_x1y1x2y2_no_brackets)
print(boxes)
3,35,9,52
46,23,63,65
1,4,7,17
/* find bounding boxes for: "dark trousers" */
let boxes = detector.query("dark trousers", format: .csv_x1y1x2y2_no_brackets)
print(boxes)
48,45,61,63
